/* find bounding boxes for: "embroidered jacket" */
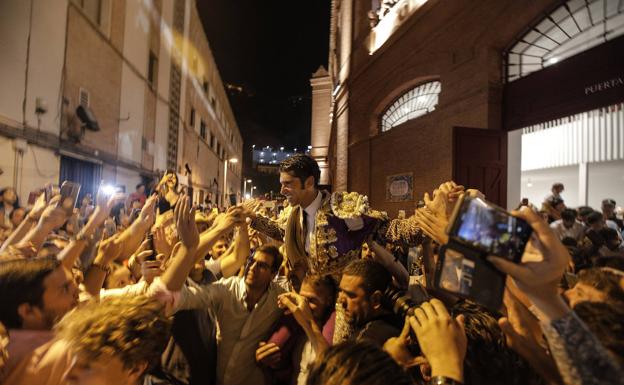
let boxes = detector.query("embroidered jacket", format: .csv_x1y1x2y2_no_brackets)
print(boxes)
250,191,424,277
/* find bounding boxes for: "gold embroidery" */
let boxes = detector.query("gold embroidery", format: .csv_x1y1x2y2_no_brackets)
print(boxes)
330,191,370,219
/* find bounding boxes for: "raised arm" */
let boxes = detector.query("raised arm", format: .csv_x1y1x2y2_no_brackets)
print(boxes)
488,207,624,385
16,195,68,252
116,195,158,258
159,197,199,291
58,192,125,270
82,233,123,297
242,199,285,241
194,207,245,263
220,221,251,278
0,193,47,252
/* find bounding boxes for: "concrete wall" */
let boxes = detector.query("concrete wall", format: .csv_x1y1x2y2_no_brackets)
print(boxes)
65,5,123,156
521,165,580,208
118,0,151,165
0,137,60,204
588,160,624,210
0,0,67,134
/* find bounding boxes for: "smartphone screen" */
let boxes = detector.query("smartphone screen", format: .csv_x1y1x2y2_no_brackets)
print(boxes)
57,182,81,215
449,197,532,262
438,247,475,296
435,244,506,311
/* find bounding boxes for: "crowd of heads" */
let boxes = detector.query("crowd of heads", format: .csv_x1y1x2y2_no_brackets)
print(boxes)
0,160,622,385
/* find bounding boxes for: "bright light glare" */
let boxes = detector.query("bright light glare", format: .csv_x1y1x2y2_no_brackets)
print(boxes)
101,185,116,195
245,193,251,199
548,57,558,64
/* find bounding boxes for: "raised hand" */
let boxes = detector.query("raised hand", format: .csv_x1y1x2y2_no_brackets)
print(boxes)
414,207,449,245
140,255,164,284
277,292,315,329
39,195,69,230
486,207,571,321
153,224,173,257
213,206,245,232
95,234,123,265
240,198,261,219
92,190,125,225
174,196,199,249
27,193,48,221
409,299,466,383
383,317,423,368
138,194,158,228
486,207,569,297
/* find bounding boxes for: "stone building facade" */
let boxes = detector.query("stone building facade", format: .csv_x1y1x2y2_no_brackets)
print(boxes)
0,0,242,206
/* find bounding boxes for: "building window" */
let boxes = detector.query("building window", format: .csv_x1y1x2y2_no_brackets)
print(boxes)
148,51,158,86
203,80,209,94
210,96,216,109
210,132,215,149
217,142,221,157
505,0,624,82
189,108,195,128
380,81,441,132
200,120,206,140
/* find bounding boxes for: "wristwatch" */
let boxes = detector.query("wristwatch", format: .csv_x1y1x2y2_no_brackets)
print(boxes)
430,377,463,385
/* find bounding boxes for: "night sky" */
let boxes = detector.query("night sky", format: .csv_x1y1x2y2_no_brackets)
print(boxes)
198,0,331,194
198,1,331,149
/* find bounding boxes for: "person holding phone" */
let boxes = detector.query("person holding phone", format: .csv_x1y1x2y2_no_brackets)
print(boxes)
488,207,624,385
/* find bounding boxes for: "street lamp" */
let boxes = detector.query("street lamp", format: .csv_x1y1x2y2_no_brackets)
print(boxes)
223,157,238,207
243,179,252,200
251,185,257,198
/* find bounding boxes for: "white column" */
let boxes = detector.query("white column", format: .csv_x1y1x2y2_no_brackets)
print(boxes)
507,129,522,210
578,162,588,206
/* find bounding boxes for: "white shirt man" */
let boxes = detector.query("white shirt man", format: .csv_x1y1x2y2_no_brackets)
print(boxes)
550,219,585,242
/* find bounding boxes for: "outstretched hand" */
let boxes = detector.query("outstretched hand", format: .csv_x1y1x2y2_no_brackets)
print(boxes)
39,195,69,230
174,196,199,250
277,291,315,329
487,207,571,322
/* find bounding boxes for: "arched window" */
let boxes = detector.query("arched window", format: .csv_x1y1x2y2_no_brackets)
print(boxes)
381,81,441,132
505,0,624,82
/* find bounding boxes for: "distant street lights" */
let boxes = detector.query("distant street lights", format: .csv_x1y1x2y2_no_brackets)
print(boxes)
243,179,252,200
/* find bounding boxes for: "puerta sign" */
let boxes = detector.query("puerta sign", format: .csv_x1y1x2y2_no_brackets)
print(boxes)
504,35,624,131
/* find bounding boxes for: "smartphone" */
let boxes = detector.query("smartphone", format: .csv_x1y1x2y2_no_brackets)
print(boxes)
447,195,533,263
56,181,81,215
434,244,506,311
145,233,157,261
44,183,58,203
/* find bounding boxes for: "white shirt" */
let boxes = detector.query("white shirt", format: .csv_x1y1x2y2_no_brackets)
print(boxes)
303,192,323,253
172,276,287,385
295,339,316,385
303,191,364,254
550,220,586,242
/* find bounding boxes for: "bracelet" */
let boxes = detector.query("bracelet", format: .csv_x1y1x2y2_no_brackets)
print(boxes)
430,377,463,385
91,262,112,275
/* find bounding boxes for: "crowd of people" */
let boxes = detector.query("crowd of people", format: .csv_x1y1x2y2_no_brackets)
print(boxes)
0,154,622,385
